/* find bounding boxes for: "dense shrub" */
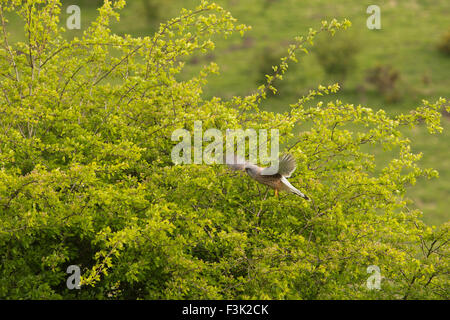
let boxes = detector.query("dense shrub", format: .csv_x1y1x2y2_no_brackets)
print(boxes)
0,0,448,299
366,64,401,103
437,30,450,55
141,0,172,23
313,30,360,86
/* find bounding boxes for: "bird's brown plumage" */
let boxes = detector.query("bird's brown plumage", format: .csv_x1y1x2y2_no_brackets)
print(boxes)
226,153,310,200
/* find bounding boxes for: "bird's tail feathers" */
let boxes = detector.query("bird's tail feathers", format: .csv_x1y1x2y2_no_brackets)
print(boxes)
292,188,310,200
281,176,310,200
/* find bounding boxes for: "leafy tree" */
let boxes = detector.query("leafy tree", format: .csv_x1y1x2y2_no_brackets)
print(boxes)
0,0,448,299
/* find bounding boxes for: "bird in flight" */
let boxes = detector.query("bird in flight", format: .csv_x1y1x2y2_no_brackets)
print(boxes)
225,153,310,200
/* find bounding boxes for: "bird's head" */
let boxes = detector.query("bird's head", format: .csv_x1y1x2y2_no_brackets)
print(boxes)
244,164,258,177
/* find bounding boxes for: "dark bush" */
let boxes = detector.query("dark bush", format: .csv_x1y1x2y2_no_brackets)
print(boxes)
437,30,450,55
365,64,401,103
313,32,360,86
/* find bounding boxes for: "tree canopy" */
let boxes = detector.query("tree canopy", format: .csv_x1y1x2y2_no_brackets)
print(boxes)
0,0,448,299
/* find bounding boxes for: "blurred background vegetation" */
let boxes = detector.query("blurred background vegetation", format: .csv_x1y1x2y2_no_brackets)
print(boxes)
5,0,449,225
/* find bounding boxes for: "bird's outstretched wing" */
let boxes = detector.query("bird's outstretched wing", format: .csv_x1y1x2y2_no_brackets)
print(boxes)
260,154,297,177
224,153,248,171
277,153,297,177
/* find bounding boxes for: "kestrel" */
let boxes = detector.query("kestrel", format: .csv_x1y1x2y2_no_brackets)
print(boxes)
225,153,310,200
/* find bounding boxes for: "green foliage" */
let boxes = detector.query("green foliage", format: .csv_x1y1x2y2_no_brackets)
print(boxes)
62,0,103,7
255,45,286,96
0,0,448,300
